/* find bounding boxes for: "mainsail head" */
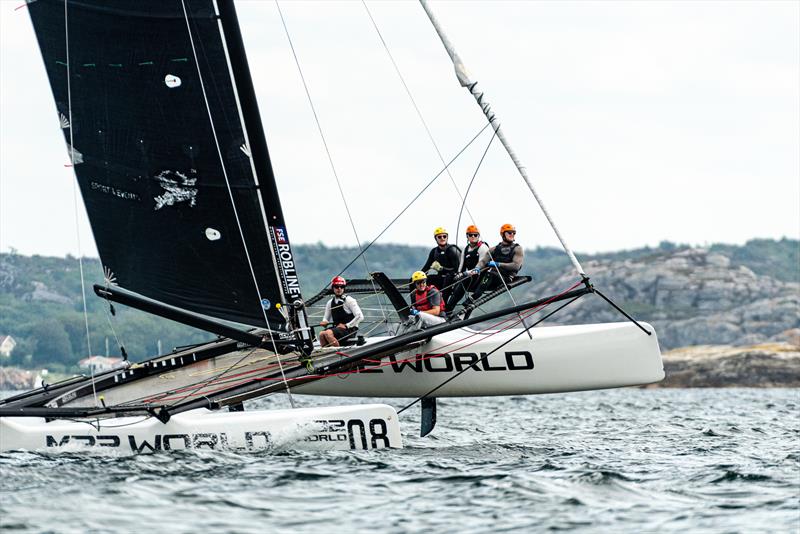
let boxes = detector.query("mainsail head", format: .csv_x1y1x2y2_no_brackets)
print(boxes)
27,0,301,331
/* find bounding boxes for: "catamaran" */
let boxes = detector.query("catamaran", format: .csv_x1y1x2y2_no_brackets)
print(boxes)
0,0,664,452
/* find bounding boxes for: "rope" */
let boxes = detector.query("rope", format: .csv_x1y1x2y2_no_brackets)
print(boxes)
323,122,491,296
126,279,581,407
455,129,495,246
275,1,391,326
398,289,585,414
179,0,295,408
361,0,478,246
418,0,586,277
62,0,97,407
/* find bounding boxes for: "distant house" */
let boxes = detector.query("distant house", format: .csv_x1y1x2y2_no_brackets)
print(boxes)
0,336,16,358
78,356,124,373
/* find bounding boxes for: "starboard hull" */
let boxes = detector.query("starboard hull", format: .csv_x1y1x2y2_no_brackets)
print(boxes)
298,322,664,397
0,404,402,453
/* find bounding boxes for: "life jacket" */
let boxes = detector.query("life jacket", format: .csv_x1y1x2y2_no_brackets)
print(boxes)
329,296,356,326
413,285,445,314
462,241,484,271
429,244,460,270
492,241,519,264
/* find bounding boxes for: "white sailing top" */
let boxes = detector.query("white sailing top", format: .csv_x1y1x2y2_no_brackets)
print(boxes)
322,295,364,329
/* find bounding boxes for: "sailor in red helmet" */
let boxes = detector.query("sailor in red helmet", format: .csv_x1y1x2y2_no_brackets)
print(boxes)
318,276,364,347
469,223,524,301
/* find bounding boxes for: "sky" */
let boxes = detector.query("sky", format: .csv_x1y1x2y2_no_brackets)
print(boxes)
0,0,798,259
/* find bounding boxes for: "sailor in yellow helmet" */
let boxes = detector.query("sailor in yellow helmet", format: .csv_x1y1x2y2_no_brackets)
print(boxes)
419,227,461,304
408,271,447,328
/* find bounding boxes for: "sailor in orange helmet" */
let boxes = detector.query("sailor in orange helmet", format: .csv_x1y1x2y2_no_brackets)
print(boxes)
469,223,524,301
318,276,364,347
446,224,489,309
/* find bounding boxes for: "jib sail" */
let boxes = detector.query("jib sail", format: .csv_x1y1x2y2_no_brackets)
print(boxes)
27,0,301,330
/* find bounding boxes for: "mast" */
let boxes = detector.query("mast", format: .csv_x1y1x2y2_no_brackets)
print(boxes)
418,0,585,277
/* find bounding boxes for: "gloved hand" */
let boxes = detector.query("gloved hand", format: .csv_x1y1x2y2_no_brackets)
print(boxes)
410,308,420,316
471,268,480,275
454,272,464,280
430,261,443,272
488,261,498,267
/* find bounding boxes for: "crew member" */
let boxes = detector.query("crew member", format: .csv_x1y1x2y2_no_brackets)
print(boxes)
446,225,489,309
408,271,447,327
470,223,524,301
420,227,461,303
319,276,364,347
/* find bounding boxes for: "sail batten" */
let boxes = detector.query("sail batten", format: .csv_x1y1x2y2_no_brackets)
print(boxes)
27,0,300,331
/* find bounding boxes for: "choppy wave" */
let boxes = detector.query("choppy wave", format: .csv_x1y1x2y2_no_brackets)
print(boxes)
1,389,798,533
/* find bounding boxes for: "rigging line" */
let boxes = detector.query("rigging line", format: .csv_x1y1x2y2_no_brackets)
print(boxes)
101,278,126,360
328,121,491,292
63,0,97,407
140,346,261,407
455,129,495,248
448,127,531,337
179,0,295,408
275,1,390,325
419,0,585,276
398,291,585,414
361,0,477,246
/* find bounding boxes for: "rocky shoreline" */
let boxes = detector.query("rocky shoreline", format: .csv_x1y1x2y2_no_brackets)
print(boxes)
0,367,42,392
653,342,800,388
2,342,799,391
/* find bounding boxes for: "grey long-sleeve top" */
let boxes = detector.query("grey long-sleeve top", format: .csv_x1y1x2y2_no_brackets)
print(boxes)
477,242,524,275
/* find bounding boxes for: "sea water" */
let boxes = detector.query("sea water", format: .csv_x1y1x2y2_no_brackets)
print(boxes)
1,388,798,533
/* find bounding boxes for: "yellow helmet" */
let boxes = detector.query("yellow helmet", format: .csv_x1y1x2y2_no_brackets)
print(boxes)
433,227,448,238
411,271,427,282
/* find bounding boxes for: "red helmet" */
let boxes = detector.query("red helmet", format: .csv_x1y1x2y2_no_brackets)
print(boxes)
331,276,346,287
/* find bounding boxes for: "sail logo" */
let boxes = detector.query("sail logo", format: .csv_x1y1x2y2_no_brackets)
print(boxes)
355,351,535,374
42,418,392,451
276,243,302,299
270,227,303,301
153,170,197,210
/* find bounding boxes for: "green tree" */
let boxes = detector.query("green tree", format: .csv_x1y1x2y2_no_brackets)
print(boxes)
29,320,73,366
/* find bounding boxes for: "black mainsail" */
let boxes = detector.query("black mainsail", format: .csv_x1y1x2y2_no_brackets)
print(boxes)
27,0,302,332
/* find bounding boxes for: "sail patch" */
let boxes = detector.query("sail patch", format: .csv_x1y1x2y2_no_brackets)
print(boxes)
154,170,197,210
65,142,83,164
59,113,70,129
205,228,221,241
164,74,182,88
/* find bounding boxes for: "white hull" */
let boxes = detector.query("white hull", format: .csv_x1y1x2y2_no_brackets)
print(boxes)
0,404,402,453
298,322,664,397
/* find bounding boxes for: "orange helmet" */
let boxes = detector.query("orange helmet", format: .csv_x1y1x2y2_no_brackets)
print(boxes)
465,225,480,235
500,223,516,236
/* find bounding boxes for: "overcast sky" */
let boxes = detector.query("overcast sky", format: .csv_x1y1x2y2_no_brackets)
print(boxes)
1,0,798,260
